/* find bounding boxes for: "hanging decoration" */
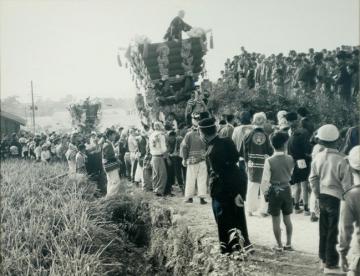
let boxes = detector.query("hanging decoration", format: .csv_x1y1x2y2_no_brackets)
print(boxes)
156,44,170,80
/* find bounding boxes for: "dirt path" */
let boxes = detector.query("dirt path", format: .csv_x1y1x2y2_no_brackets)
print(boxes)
150,190,322,275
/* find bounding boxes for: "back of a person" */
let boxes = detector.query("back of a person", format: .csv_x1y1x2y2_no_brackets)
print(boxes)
314,148,345,197
219,124,234,139
232,124,253,152
268,154,293,184
243,128,272,183
345,186,360,226
288,127,311,160
245,128,271,155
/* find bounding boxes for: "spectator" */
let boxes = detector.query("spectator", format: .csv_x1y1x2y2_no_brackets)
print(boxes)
218,114,235,139
240,112,273,216
309,124,348,274
149,122,168,196
341,126,359,155
261,131,294,252
232,111,253,153
166,130,185,194
180,112,208,204
75,143,87,175
198,117,252,254
288,117,312,215
338,145,360,275
103,128,120,197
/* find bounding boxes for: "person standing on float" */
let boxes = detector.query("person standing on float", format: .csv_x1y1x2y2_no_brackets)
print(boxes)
164,10,192,42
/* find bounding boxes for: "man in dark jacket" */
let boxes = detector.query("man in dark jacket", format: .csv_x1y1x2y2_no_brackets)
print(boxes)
199,117,252,254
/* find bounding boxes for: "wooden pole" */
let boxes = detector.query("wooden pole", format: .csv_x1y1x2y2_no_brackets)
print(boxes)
31,80,36,133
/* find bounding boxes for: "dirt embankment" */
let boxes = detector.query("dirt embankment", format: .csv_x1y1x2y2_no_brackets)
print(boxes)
104,185,321,276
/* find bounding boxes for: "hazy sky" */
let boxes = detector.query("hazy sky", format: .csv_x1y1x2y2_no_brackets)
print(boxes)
1,0,359,102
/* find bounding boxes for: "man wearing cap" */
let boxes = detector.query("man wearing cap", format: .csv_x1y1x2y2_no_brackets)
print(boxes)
198,117,252,254
240,112,273,216
339,146,360,276
309,124,347,275
180,112,208,204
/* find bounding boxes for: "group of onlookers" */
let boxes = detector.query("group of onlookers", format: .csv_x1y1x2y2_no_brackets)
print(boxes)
1,105,359,274
217,45,359,103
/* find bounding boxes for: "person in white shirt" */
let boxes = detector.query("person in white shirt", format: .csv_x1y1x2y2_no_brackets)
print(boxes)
75,143,87,176
128,128,139,182
149,122,168,196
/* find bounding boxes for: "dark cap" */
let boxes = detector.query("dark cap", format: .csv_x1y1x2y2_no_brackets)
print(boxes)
198,117,216,129
285,112,298,122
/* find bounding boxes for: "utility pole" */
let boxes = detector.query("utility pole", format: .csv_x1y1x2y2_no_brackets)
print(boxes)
31,80,36,134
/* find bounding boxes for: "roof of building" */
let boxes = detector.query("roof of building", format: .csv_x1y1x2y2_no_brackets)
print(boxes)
0,110,26,125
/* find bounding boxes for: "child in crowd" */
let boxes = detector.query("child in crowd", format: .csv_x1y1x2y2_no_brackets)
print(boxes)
261,131,294,252
309,124,348,275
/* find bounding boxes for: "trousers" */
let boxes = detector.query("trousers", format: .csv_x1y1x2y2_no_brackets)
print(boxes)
212,198,251,253
319,194,340,267
246,181,268,214
184,161,207,199
167,156,185,193
152,156,167,195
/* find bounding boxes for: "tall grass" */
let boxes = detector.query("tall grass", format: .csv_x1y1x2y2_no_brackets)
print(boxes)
0,160,123,275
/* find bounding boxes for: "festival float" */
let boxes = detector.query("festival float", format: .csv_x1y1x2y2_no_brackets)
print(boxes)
118,14,213,129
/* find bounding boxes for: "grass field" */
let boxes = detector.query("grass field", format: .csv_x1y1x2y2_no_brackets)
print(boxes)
0,160,122,275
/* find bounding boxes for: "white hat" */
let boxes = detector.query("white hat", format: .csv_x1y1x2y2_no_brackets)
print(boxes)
252,112,267,127
316,124,339,142
348,145,360,170
277,110,287,122
278,118,289,130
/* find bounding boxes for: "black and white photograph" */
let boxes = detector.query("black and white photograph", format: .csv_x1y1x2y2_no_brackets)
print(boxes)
0,0,359,275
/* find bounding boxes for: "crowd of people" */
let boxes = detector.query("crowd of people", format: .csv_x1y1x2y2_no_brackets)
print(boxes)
1,106,359,275
217,45,359,103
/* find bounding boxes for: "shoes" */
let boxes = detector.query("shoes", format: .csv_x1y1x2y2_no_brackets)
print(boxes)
283,245,294,251
323,266,346,275
304,209,311,216
244,244,255,254
166,193,176,197
294,208,303,214
272,245,284,252
184,198,193,203
319,261,325,270
200,198,207,205
155,193,163,197
310,212,319,222
260,212,269,217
